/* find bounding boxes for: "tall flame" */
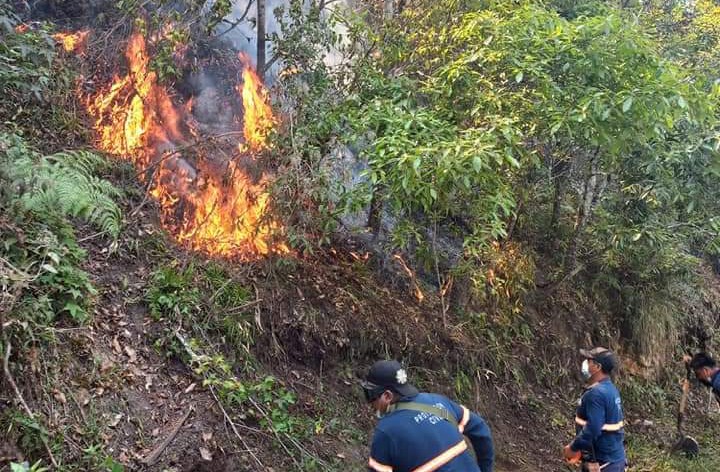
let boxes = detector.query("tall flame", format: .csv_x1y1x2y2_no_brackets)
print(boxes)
87,32,284,257
237,53,276,150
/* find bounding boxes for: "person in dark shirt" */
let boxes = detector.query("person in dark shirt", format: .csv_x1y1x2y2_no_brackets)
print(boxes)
361,359,494,472
688,352,720,404
563,347,626,472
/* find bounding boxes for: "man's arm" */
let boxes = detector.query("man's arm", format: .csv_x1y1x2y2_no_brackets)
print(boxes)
570,393,605,453
462,410,494,472
446,398,493,472
368,429,394,472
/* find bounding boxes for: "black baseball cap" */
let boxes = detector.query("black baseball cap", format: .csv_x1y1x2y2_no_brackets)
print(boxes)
580,347,617,374
361,360,419,401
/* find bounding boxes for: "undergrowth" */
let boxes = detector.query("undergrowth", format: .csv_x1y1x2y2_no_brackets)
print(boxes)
627,420,720,472
1,133,122,324
146,261,333,469
0,10,125,468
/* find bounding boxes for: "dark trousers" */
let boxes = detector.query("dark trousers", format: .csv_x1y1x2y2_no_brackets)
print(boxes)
581,461,626,472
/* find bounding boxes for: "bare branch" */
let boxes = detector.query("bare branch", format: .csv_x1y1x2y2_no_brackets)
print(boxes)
216,0,255,38
3,342,59,468
141,407,194,466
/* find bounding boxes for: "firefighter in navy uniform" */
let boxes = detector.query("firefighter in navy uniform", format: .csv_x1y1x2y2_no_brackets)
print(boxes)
563,347,627,472
361,360,494,472
687,352,720,404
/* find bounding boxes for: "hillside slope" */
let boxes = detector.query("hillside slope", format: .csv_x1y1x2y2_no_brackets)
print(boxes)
3,1,720,471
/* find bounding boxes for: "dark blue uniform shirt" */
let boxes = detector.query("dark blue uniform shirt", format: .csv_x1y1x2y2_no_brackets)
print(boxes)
709,370,720,404
711,370,720,395
571,378,626,464
368,393,493,472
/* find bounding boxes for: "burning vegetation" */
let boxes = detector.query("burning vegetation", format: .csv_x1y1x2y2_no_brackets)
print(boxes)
238,52,276,151
52,29,90,53
85,32,285,257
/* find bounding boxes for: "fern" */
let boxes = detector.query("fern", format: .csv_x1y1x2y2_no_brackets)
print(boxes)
0,134,123,237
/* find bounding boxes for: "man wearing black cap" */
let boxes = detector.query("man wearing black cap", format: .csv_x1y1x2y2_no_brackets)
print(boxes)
563,347,626,472
361,359,494,472
687,352,720,404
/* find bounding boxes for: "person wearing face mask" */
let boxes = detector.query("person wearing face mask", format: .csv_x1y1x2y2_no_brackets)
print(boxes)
687,352,720,403
562,347,626,472
361,360,494,472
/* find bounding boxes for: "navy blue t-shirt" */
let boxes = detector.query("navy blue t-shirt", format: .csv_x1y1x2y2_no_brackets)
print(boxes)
368,393,493,472
710,370,720,404
571,378,626,464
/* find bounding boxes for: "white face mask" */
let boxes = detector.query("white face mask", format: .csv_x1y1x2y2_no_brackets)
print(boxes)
581,359,592,380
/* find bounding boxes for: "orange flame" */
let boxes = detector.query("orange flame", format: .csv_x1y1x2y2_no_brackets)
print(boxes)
87,32,284,257
237,53,276,151
53,30,90,53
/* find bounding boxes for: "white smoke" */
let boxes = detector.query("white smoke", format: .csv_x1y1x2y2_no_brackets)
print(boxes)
208,0,286,77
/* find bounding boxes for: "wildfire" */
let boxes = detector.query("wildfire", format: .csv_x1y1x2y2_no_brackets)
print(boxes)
237,53,276,151
171,160,282,255
87,32,284,257
53,30,90,53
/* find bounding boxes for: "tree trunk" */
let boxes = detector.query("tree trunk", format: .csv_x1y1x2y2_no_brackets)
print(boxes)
367,187,383,239
550,158,569,235
564,151,600,273
383,0,394,19
505,189,526,241
256,0,266,76
449,272,472,314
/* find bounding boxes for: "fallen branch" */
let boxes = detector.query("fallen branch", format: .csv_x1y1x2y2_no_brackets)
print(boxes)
209,387,265,469
209,279,233,304
253,285,264,332
174,331,325,467
247,397,298,467
133,131,245,182
77,231,107,243
174,332,265,468
226,298,263,315
141,406,194,466
247,396,328,468
3,342,59,468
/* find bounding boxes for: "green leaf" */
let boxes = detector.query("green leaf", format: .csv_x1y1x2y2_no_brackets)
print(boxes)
62,302,87,321
686,200,695,213
631,232,642,242
622,97,633,113
472,156,483,172
515,71,523,83
677,95,687,109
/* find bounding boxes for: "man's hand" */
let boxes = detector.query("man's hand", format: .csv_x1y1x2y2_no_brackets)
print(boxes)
681,377,690,394
563,445,581,465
